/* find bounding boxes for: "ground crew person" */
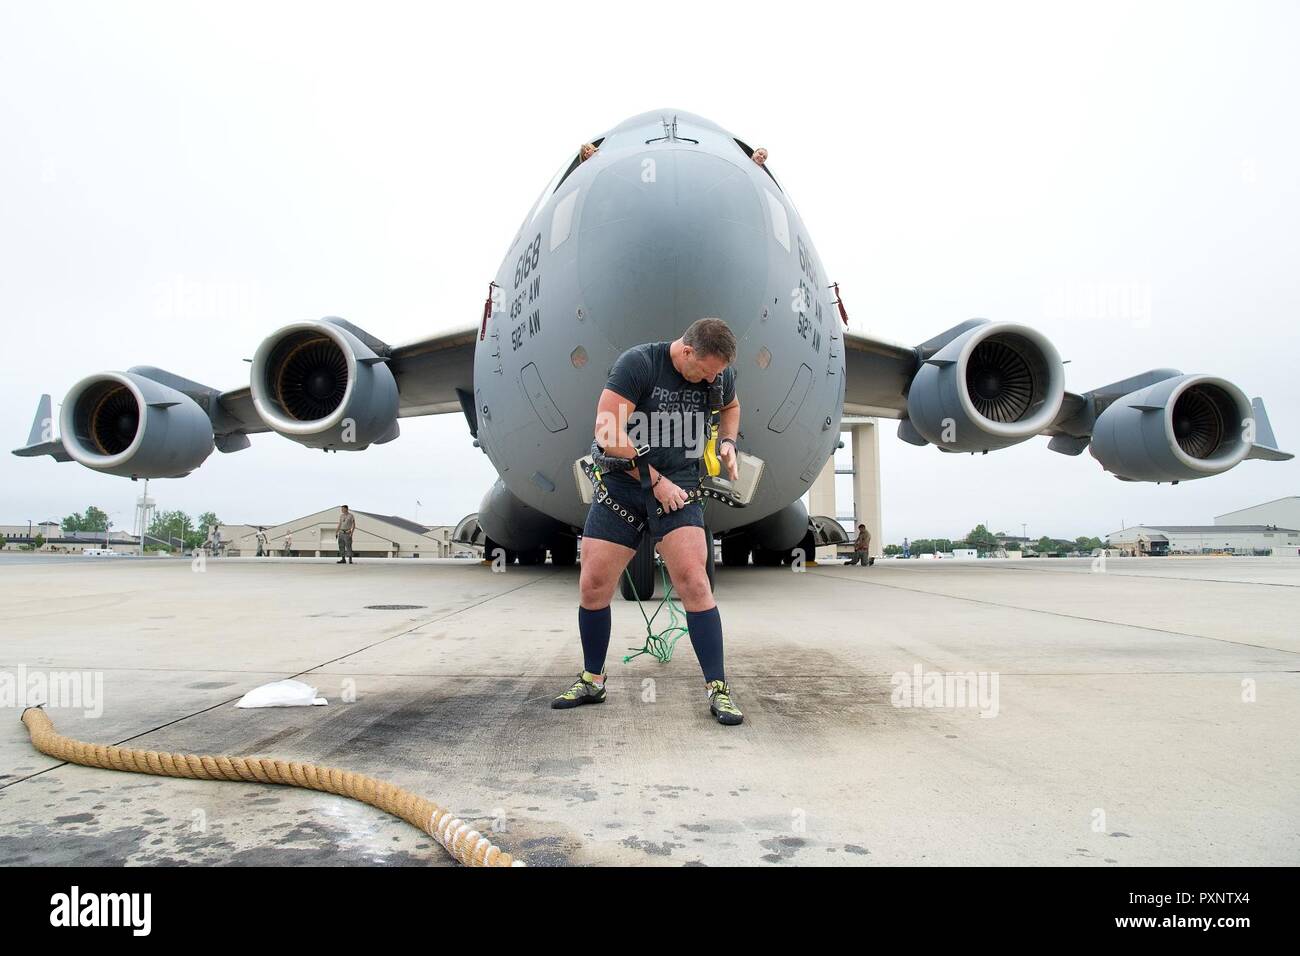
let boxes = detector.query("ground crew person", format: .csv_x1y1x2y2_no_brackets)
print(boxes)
845,524,872,566
336,506,355,565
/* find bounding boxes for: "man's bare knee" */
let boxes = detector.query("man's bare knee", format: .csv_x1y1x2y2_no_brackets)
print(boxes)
580,574,617,608
676,568,712,607
578,539,632,607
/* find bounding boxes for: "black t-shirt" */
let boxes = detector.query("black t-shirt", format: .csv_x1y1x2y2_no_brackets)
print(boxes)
602,341,736,487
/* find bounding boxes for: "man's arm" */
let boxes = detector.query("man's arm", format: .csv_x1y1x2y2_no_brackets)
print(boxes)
594,389,660,485
719,397,740,443
717,397,741,480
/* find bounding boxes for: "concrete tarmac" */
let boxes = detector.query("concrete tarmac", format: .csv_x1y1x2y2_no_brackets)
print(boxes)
1,553,1296,866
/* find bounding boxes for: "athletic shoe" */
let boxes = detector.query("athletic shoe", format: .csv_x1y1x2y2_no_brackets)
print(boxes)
706,680,744,725
551,671,607,709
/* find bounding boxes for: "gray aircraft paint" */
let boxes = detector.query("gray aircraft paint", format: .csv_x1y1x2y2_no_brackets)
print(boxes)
474,109,840,535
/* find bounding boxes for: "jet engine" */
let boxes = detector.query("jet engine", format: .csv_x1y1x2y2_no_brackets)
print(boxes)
250,319,399,449
1089,374,1253,482
905,322,1065,453
59,371,214,478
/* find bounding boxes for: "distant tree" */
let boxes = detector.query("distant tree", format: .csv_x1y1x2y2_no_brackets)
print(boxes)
197,512,221,536
1036,535,1057,554
150,510,194,551
63,506,110,533
1005,540,1022,551
32,533,46,550
81,506,109,533
147,511,172,543
911,539,935,555
1075,536,1104,552
965,524,999,554
933,538,956,555
883,544,903,556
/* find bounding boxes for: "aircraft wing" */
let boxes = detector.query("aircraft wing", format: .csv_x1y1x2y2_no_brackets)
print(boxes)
839,319,1289,481
13,319,482,476
841,328,916,418
388,323,480,419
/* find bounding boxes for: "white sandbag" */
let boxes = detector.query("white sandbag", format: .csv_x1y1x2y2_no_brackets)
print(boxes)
235,679,327,708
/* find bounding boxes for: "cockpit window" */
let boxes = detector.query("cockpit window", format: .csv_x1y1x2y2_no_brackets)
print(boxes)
553,136,605,194
529,137,605,224
735,138,782,191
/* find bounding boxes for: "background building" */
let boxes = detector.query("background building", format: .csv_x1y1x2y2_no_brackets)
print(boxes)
1107,524,1299,556
220,507,476,558
1215,497,1300,530
0,522,139,552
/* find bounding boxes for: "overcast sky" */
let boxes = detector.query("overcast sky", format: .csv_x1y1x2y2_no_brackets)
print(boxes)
1,0,1296,542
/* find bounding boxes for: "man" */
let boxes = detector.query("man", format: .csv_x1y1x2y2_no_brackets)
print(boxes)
254,526,269,557
751,147,769,166
336,506,355,565
283,529,293,557
845,524,871,566
553,318,744,725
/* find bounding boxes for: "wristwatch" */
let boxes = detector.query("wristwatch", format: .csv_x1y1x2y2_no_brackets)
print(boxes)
719,438,737,452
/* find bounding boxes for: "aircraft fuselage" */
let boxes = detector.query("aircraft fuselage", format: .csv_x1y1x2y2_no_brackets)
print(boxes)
472,109,844,539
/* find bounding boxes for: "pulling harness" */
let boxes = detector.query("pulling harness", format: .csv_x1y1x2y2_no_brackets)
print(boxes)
580,379,739,539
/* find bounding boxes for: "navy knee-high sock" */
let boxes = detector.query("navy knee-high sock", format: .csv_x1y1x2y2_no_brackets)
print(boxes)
685,605,725,683
578,605,611,675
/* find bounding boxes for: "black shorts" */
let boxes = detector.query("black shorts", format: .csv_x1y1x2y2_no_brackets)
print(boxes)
582,475,705,549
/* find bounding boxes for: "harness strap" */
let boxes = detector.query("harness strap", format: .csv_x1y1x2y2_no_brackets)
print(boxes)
583,376,733,536
580,460,740,537
637,455,660,539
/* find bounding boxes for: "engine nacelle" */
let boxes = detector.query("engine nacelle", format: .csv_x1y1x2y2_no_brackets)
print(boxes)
250,320,399,450
906,322,1065,453
1089,375,1253,482
60,372,214,478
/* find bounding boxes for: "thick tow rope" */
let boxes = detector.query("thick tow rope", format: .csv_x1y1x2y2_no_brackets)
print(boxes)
20,706,522,867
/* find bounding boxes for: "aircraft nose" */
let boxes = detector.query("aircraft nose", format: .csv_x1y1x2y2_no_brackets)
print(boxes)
576,149,768,349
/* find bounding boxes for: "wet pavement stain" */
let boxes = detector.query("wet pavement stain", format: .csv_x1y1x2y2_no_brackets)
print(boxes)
53,812,95,824
758,836,807,864
620,835,685,857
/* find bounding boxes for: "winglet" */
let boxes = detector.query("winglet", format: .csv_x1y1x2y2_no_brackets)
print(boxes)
27,394,54,446
1247,398,1293,462
12,394,71,462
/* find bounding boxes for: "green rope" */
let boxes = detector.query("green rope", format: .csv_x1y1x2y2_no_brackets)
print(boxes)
621,561,688,664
